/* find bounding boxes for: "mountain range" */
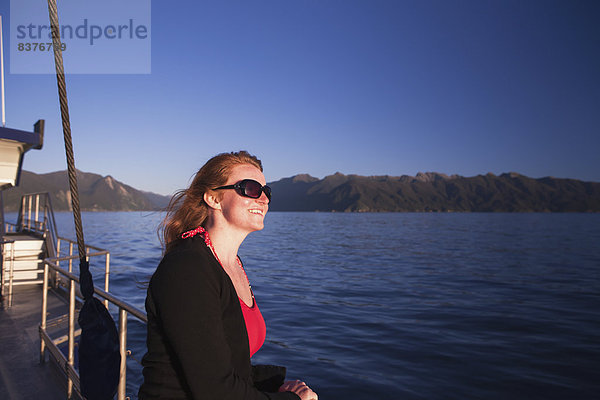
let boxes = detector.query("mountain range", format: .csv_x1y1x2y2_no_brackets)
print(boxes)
2,170,599,212
267,172,600,212
2,170,171,212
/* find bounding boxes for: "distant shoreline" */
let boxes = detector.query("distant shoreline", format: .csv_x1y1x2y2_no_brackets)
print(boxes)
3,170,599,213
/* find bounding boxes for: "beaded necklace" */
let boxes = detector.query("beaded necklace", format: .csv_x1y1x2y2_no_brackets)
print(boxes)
181,226,253,300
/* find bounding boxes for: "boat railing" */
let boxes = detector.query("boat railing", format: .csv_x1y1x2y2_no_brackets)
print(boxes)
0,238,15,307
42,252,147,400
1,232,110,309
52,236,112,307
2,193,59,306
4,191,148,398
16,192,59,258
2,193,61,306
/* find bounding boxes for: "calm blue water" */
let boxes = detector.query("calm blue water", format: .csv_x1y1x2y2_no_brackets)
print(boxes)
30,212,600,399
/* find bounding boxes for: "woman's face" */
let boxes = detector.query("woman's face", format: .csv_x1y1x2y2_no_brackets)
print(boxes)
217,164,269,233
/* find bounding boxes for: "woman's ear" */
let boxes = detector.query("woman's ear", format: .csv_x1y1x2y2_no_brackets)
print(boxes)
204,191,221,210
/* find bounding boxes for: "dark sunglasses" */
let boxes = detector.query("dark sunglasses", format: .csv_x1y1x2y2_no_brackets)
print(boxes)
214,179,272,203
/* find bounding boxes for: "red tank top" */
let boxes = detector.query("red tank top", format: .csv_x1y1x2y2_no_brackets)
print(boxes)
239,296,266,357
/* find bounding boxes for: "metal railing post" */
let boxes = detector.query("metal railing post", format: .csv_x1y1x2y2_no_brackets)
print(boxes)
35,194,39,229
0,244,4,302
67,270,76,399
68,242,73,273
118,308,128,400
54,238,61,288
0,242,5,297
8,242,14,307
40,262,49,363
27,195,32,230
104,252,110,309
20,196,25,230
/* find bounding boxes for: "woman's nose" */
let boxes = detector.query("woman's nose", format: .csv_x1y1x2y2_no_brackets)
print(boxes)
257,192,269,204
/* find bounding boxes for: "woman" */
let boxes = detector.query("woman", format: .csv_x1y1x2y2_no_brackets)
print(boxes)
139,151,317,400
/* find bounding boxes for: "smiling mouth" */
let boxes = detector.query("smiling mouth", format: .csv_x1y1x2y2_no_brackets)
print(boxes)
249,209,263,216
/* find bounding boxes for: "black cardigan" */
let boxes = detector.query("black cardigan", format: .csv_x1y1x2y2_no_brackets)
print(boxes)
138,235,299,400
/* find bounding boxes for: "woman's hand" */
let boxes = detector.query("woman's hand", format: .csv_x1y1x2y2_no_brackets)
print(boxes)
279,380,318,400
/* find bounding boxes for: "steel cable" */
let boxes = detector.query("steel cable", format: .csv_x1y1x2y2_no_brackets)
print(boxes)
47,0,86,261
46,6,121,400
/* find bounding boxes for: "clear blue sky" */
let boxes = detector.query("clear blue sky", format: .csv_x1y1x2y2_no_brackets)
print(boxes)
1,0,599,195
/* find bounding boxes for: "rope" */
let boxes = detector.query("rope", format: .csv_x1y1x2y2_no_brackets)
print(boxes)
47,0,86,262
46,11,119,399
